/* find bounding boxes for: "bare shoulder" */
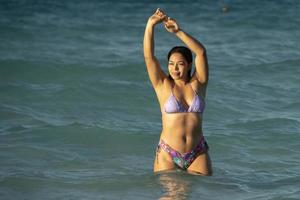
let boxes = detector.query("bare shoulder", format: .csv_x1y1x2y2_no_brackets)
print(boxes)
154,77,173,104
190,77,207,98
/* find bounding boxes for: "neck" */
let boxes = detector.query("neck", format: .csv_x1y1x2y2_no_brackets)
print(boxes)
173,78,188,87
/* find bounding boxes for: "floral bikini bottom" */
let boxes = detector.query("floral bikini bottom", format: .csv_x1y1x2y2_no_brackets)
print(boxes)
157,136,209,170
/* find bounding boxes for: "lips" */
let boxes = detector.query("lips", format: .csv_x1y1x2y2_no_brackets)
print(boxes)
173,72,180,76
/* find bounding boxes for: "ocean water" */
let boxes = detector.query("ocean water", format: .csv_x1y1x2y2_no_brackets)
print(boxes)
1,0,300,199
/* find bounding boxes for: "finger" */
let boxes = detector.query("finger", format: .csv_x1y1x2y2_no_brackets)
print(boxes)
164,23,169,31
157,8,163,15
155,8,160,14
158,8,167,17
163,15,168,21
158,8,165,14
168,17,177,23
156,9,162,16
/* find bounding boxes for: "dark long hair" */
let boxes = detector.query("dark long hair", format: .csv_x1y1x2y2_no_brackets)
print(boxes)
167,46,193,81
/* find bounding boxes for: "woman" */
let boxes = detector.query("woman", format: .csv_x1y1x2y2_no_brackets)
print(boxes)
143,8,212,176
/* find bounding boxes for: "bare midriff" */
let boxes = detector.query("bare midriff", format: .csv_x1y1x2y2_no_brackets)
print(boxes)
160,112,203,153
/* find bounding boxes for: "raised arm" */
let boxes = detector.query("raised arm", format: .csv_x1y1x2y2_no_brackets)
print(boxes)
164,18,209,85
143,9,168,89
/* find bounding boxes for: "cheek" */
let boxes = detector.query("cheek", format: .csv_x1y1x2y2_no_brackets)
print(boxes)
180,66,187,72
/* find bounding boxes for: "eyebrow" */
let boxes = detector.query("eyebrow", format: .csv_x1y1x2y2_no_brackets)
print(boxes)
169,60,185,63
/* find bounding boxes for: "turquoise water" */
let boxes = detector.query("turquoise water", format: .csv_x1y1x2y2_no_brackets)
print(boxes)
1,0,300,199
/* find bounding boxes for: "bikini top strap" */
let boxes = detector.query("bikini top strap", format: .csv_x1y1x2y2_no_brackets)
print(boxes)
170,82,175,95
190,85,198,94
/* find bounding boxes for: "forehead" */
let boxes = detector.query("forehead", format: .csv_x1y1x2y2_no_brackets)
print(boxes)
169,52,186,62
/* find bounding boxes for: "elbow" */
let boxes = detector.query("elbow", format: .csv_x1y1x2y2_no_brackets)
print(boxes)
202,46,207,54
196,47,206,56
199,46,206,56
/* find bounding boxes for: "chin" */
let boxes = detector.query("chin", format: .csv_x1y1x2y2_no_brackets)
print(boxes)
170,75,179,80
170,73,181,79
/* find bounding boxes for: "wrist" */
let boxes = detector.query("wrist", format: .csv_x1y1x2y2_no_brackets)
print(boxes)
147,19,156,27
174,28,183,35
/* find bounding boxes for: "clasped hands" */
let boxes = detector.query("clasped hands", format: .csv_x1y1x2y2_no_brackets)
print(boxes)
149,8,180,33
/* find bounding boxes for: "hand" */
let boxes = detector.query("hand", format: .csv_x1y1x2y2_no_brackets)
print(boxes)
147,8,168,26
164,17,180,33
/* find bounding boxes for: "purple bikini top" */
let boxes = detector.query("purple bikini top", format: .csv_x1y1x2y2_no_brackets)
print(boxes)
164,86,205,114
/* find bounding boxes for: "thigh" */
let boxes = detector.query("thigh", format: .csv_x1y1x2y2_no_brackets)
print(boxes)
153,146,177,172
187,152,213,176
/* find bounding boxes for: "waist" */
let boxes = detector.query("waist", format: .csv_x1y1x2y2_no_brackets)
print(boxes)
160,129,204,152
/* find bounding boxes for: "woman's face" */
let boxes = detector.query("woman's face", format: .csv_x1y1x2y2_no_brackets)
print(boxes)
168,52,191,80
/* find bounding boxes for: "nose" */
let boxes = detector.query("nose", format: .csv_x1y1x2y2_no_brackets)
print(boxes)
174,64,179,70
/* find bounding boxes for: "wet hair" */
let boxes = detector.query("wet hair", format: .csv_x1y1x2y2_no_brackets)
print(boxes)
167,46,193,81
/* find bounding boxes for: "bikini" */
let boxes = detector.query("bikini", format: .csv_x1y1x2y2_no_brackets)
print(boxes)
164,85,205,114
156,85,209,170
